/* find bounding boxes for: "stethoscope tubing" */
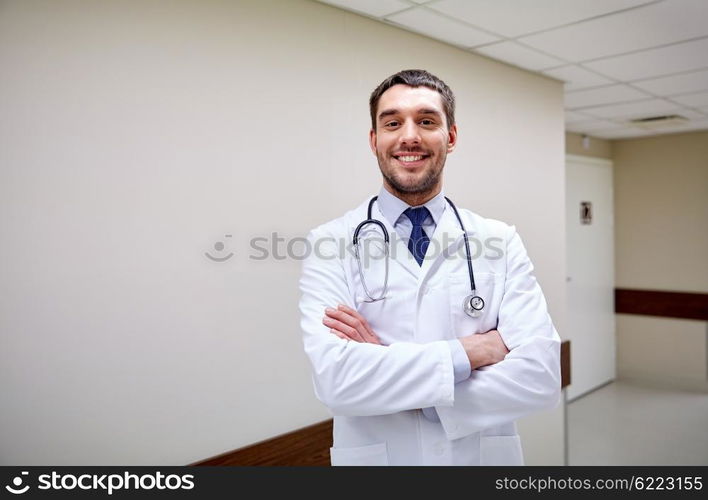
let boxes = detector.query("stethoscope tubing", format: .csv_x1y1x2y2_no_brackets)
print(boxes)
353,196,483,316
444,197,476,295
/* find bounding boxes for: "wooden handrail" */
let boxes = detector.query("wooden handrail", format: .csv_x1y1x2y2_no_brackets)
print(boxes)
615,288,708,321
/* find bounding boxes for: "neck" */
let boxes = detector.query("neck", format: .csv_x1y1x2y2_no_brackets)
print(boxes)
383,182,441,207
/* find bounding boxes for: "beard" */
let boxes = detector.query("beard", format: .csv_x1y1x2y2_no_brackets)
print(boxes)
376,150,446,197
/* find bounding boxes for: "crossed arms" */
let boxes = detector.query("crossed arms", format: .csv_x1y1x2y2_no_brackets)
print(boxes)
323,304,509,370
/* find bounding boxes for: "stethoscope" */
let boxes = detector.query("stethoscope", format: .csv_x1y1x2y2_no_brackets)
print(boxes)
352,196,485,318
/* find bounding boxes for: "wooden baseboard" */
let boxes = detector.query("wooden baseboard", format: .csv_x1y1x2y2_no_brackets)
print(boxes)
190,419,333,466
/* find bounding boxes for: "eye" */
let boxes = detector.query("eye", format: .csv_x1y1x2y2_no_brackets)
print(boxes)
420,119,435,126
384,120,400,128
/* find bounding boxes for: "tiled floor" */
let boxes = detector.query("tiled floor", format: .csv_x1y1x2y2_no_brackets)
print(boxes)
568,380,708,465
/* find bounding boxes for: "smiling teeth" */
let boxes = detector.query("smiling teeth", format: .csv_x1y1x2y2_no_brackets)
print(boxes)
399,155,423,162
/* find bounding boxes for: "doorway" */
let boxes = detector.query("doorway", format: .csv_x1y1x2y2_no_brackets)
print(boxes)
565,154,616,401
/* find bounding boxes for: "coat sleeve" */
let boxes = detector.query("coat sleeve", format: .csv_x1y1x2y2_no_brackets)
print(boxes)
299,226,455,417
435,225,561,440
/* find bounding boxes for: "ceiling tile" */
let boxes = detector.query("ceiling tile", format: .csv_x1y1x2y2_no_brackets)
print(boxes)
627,119,708,135
670,91,708,107
543,65,615,91
428,0,653,38
519,0,708,61
583,38,708,81
473,41,563,71
567,119,625,133
386,7,500,47
668,118,708,132
317,0,410,18
565,110,594,124
631,69,708,96
580,98,696,119
590,127,655,139
677,109,708,119
565,84,649,109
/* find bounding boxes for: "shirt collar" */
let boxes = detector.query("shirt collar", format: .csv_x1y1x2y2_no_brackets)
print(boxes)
376,186,446,227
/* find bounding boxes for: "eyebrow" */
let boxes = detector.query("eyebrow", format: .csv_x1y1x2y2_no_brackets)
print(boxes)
377,108,443,121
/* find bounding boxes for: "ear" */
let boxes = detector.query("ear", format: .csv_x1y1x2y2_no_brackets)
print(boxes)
369,128,377,155
446,124,458,153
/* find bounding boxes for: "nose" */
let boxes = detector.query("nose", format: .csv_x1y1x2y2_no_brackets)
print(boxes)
399,119,421,145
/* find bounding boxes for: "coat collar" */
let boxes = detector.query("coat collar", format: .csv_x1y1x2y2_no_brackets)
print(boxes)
355,192,474,282
376,186,446,230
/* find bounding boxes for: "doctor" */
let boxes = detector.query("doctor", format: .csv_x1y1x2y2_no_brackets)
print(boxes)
299,69,560,466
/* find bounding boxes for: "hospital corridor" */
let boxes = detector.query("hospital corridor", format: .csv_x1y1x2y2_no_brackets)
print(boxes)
1,0,707,469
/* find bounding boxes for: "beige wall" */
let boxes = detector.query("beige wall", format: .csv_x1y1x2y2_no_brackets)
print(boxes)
566,132,612,159
612,131,708,386
0,0,566,464
613,131,708,292
616,316,707,387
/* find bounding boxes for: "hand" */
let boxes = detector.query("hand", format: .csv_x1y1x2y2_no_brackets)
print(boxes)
323,304,382,345
458,329,509,370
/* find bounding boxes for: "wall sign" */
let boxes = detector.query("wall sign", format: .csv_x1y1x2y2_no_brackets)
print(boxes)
580,201,592,224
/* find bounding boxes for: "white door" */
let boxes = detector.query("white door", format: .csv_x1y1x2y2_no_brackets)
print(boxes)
566,154,616,401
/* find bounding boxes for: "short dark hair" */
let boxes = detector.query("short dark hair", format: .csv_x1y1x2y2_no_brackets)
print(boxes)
369,69,455,131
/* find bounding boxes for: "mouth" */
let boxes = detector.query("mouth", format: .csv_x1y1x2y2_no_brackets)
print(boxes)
392,153,430,167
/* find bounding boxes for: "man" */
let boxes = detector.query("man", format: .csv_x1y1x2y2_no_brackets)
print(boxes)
299,69,560,466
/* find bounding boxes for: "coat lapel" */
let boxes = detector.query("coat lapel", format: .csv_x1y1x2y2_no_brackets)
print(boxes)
420,202,470,281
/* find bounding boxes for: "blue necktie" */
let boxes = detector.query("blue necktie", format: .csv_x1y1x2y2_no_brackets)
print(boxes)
404,206,430,266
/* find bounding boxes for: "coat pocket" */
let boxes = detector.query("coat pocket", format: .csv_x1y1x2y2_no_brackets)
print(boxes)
448,273,504,337
480,435,524,466
330,442,389,466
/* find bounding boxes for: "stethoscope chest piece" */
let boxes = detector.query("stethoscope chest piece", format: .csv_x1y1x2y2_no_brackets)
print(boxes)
463,292,484,318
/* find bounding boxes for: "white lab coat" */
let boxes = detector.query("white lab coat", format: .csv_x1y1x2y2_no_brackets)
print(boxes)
299,197,561,466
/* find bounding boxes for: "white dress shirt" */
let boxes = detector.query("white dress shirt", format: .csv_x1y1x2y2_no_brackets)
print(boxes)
376,186,472,421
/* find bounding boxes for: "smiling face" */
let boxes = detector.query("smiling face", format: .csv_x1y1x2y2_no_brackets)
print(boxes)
369,84,457,205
